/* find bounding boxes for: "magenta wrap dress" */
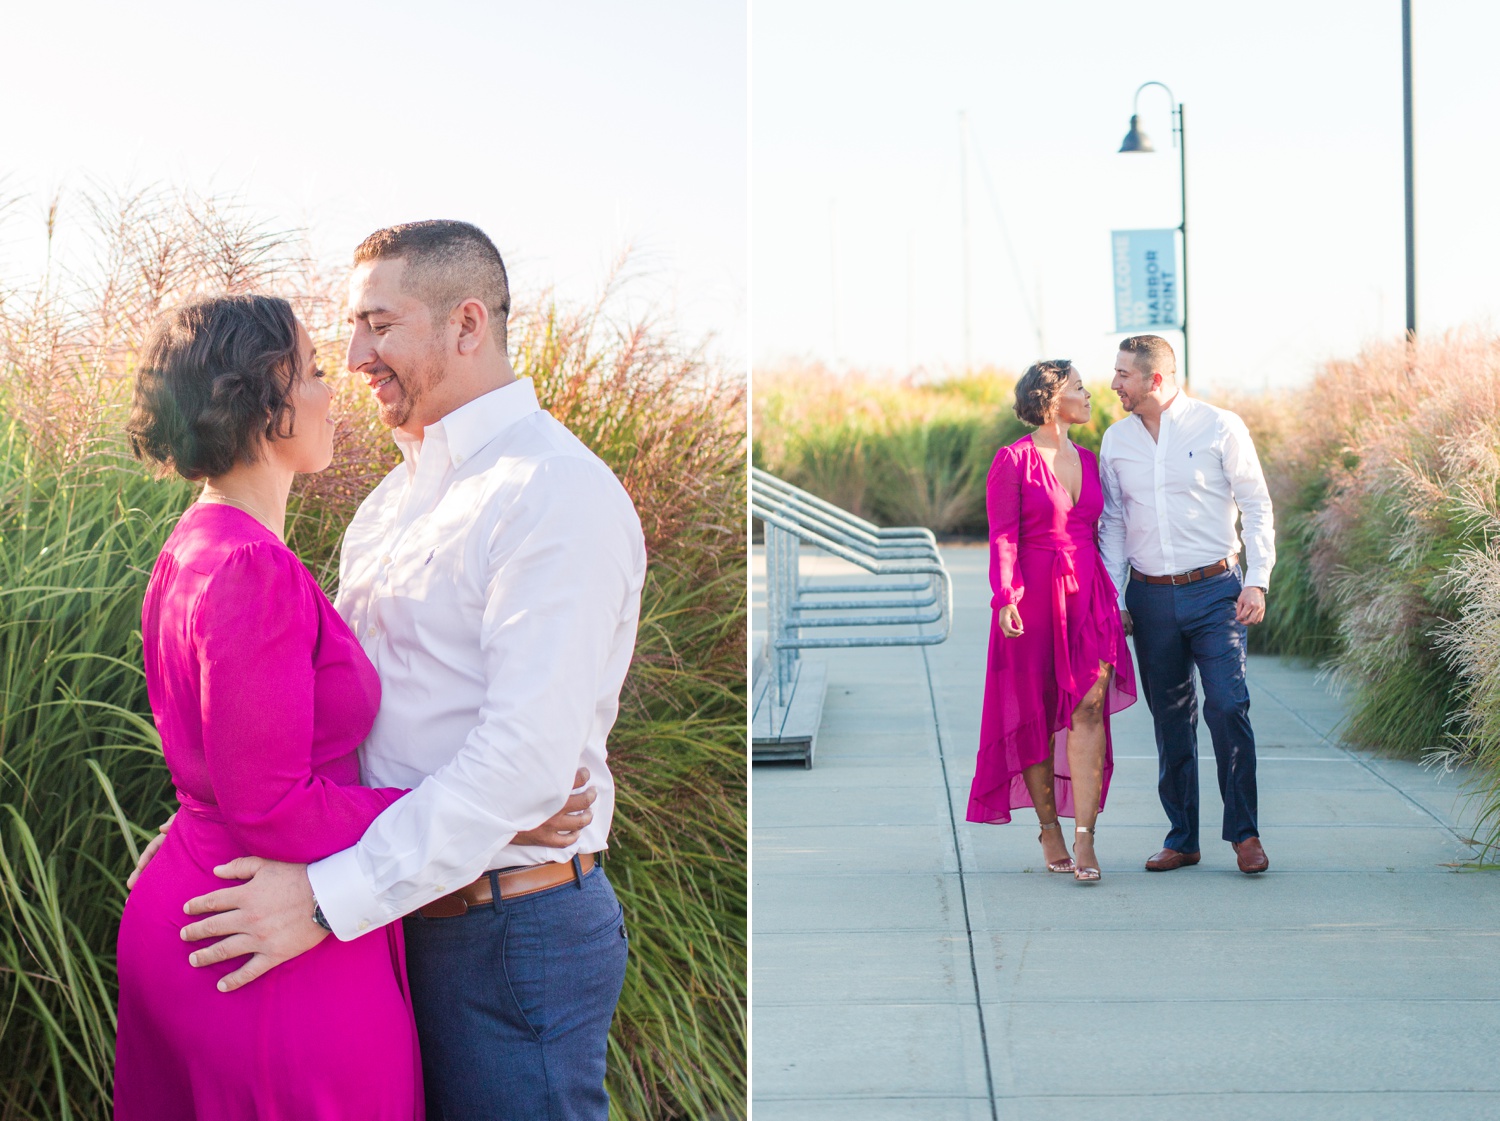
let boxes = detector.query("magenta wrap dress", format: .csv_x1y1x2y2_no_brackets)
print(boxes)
114,504,422,1120
967,435,1137,825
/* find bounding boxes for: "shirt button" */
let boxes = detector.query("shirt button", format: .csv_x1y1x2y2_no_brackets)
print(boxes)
380,555,392,565
366,626,377,638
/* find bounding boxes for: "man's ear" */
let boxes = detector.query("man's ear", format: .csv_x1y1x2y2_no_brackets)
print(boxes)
454,298,490,356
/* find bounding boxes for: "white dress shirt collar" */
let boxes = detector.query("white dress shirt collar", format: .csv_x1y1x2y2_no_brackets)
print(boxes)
1139,388,1191,434
393,377,542,478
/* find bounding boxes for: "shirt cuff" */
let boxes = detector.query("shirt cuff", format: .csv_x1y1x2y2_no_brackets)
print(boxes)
1244,568,1271,591
306,847,389,942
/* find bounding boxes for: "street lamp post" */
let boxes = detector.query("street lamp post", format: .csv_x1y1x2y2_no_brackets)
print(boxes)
1403,0,1416,340
1119,82,1189,390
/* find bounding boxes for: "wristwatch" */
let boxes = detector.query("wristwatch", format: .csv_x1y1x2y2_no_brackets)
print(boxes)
312,902,332,933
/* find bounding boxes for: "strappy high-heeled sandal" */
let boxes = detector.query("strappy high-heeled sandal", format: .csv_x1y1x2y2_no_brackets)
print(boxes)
1074,825,1101,882
1037,819,1075,873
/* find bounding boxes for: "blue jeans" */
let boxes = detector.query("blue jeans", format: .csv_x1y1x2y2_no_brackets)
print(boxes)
1126,567,1259,851
402,862,629,1121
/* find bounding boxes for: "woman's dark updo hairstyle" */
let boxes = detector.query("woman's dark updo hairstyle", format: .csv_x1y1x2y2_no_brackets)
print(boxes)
127,295,302,480
1012,358,1073,427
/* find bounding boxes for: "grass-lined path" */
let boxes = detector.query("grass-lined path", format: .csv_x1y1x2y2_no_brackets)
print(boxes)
753,544,1499,1120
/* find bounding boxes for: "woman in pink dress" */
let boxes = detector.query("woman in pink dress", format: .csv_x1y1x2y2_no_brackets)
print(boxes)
967,359,1136,880
114,295,422,1119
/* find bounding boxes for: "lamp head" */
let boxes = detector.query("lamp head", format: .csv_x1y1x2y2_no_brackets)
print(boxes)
1119,114,1154,153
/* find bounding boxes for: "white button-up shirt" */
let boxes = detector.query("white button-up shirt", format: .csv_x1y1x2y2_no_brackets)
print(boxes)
305,378,647,940
1098,391,1275,605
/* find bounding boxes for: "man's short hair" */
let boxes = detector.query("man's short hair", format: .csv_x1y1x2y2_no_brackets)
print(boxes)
127,295,302,480
354,220,511,349
1118,334,1177,380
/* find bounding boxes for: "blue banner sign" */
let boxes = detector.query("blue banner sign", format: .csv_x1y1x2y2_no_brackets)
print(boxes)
1111,228,1181,332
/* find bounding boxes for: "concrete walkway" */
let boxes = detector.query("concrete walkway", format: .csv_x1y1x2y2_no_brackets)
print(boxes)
752,544,1500,1121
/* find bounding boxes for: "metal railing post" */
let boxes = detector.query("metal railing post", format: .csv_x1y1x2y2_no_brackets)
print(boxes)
784,530,801,692
765,521,783,709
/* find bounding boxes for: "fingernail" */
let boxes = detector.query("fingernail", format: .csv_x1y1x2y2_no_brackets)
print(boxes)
189,953,198,966
217,981,228,992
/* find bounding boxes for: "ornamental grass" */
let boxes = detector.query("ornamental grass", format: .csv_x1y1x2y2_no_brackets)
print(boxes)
752,363,1121,536
1212,332,1500,846
0,190,746,1120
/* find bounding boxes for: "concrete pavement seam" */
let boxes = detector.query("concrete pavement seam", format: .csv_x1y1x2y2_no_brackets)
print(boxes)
1255,671,1474,848
920,640,1001,1121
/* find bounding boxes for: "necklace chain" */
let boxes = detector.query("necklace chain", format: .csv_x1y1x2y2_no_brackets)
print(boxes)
199,488,276,531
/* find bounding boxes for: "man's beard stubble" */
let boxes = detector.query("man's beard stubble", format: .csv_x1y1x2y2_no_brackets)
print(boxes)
376,346,445,431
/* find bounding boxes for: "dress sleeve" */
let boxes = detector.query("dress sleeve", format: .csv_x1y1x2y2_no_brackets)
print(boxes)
195,542,404,864
987,445,1025,609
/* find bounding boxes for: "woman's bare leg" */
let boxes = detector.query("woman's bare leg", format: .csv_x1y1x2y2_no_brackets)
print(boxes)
1022,741,1070,866
1067,663,1113,871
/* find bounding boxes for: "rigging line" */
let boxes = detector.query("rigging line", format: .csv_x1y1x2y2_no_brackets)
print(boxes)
966,124,1045,355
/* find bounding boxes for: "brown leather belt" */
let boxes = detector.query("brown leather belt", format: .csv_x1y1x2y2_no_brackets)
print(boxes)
417,853,597,919
1130,556,1236,586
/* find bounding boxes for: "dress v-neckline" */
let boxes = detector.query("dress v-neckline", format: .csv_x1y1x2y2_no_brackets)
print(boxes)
1030,435,1082,510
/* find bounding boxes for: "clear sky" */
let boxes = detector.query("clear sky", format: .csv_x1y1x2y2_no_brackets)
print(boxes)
0,0,747,362
751,0,1500,393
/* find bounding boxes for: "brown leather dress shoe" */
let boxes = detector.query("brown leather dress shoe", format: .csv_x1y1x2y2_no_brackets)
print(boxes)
1232,836,1269,874
1144,848,1201,871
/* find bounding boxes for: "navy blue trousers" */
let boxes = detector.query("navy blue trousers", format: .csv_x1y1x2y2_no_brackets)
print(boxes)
1126,567,1259,851
402,862,628,1121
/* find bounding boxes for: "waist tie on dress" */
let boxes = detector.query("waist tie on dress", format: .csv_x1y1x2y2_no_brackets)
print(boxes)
174,790,228,827
1026,539,1082,699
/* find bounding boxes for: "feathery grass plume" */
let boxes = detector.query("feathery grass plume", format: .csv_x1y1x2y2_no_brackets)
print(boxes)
1433,543,1500,850
1238,329,1500,759
0,190,746,1120
1223,391,1339,657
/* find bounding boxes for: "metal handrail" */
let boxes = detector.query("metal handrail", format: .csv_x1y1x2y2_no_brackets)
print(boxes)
753,491,937,560
753,468,937,546
751,470,953,709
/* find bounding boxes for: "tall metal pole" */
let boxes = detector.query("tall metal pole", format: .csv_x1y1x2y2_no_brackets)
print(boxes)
1177,103,1190,390
906,231,915,370
1402,0,1417,338
829,197,840,361
1122,83,1188,387
960,111,972,371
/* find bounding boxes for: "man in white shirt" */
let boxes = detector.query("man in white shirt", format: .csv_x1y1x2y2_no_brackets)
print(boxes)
176,221,647,1119
1098,335,1275,875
